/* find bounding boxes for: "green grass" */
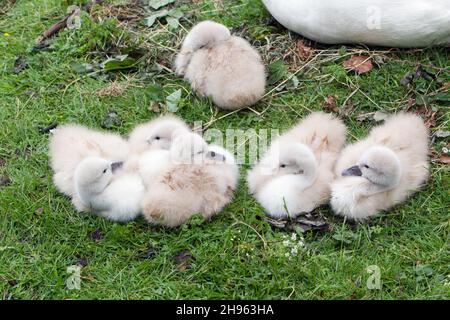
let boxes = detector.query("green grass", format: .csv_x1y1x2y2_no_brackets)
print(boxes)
0,0,449,299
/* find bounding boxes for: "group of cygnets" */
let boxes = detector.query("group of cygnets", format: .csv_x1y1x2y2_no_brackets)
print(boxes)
248,112,429,220
49,20,430,226
50,115,239,227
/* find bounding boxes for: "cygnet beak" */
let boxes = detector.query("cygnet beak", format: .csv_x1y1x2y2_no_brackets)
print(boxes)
111,161,123,173
342,165,362,177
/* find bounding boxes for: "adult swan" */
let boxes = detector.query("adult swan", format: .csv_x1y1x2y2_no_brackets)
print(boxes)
262,0,450,47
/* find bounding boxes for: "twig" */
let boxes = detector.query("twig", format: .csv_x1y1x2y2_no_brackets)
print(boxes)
35,7,80,44
35,0,104,45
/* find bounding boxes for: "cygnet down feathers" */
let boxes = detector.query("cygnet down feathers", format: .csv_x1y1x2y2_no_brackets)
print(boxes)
127,115,190,155
124,115,191,179
175,20,266,110
141,132,239,227
74,157,145,222
49,124,130,209
247,112,346,219
330,112,429,221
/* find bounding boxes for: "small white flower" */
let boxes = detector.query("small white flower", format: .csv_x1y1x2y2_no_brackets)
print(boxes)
291,233,297,241
291,247,298,256
282,240,290,247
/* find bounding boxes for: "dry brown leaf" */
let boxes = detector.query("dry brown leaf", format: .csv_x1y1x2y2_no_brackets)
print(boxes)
438,155,450,164
296,40,313,60
414,106,437,128
148,101,161,113
324,95,338,113
343,56,373,74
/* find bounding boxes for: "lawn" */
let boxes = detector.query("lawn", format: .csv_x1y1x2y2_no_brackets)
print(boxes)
0,0,449,300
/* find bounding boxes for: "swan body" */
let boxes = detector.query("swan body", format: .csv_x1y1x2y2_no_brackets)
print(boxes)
263,0,450,47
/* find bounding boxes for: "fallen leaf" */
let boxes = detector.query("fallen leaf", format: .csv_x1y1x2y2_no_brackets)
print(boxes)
296,40,313,60
339,101,355,117
400,64,435,86
291,75,299,88
13,55,27,73
147,0,175,10
38,122,57,134
435,130,450,138
343,56,373,74
373,111,389,122
138,245,157,259
75,257,89,267
34,208,44,216
165,89,182,112
0,175,11,186
174,250,193,271
144,7,184,28
71,63,95,74
102,55,137,71
89,228,103,241
263,213,330,233
324,95,338,113
437,155,450,164
144,9,169,27
148,101,161,113
101,107,120,129
355,112,373,122
414,106,436,128
7,280,18,287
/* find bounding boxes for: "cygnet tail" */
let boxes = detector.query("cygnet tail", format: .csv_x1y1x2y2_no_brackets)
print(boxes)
297,112,347,154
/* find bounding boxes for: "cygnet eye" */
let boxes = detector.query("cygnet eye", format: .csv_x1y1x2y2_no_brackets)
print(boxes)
154,136,161,140
280,164,286,168
210,151,216,158
103,168,108,174
363,164,370,169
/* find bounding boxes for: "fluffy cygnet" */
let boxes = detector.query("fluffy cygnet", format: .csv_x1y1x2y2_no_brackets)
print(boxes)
127,115,190,155
330,112,429,220
73,157,145,222
141,134,239,227
175,20,266,110
247,112,346,218
49,124,129,199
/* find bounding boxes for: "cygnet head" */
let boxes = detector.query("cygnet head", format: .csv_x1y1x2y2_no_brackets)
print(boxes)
75,157,122,190
170,131,209,164
277,143,317,180
204,145,235,165
342,146,401,188
183,20,231,52
128,116,189,153
261,142,317,184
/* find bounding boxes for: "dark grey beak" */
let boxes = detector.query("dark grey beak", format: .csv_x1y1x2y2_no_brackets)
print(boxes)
342,165,362,177
111,161,123,173
207,151,226,162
